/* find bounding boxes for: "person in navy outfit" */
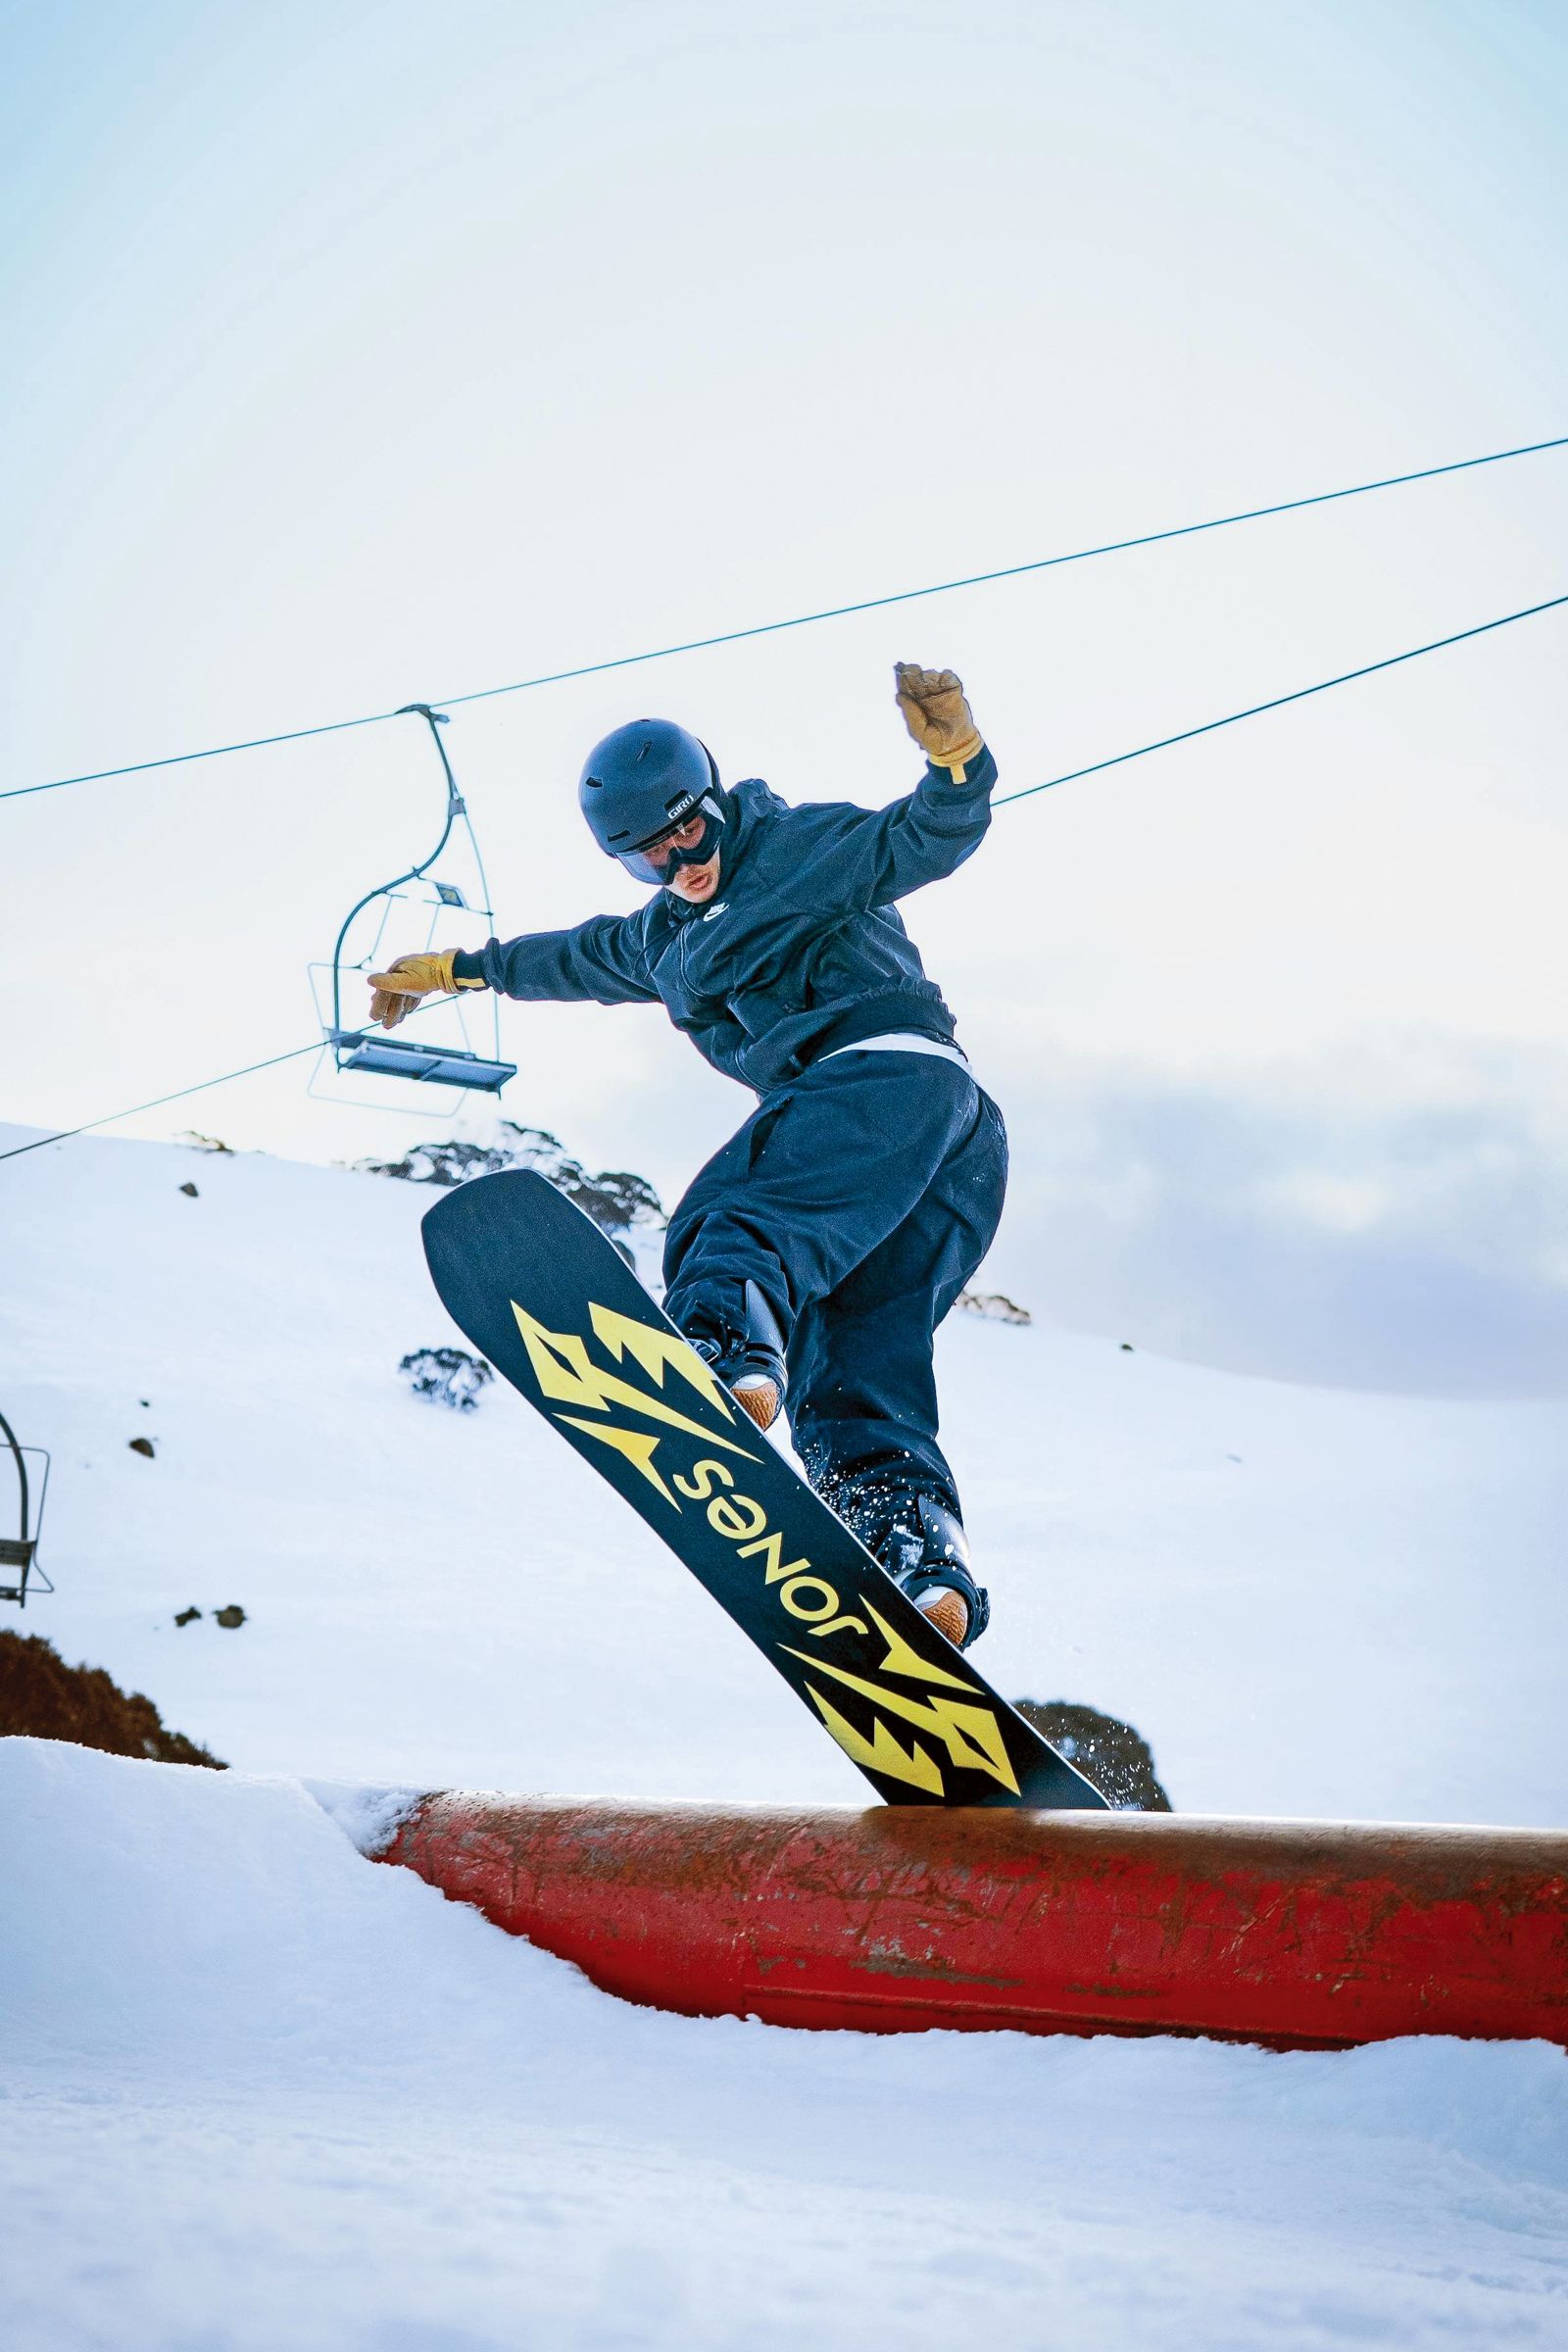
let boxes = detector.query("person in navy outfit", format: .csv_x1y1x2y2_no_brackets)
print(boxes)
370,664,1005,1647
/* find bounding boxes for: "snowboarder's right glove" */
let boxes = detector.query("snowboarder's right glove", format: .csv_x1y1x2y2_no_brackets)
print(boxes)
894,662,985,782
367,949,485,1031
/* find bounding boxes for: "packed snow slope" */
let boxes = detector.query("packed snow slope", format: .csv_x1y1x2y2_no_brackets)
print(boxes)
3,1121,1567,2352
5,1738,1568,2352
1,1119,1563,1821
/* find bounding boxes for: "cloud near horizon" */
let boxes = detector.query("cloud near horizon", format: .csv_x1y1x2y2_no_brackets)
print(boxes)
988,1039,1568,1397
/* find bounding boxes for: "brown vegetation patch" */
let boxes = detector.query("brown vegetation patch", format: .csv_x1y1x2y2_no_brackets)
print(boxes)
0,1631,224,1767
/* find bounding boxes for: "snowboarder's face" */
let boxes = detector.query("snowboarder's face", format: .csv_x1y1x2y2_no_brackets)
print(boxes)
637,808,721,902
664,848,721,903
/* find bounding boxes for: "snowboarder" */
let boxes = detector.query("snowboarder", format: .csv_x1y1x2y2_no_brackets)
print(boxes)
368,664,1005,1649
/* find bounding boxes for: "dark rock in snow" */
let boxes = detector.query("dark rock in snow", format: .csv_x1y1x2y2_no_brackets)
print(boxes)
213,1605,247,1630
128,1436,156,1459
1013,1697,1172,1811
173,1607,203,1627
179,1181,199,1198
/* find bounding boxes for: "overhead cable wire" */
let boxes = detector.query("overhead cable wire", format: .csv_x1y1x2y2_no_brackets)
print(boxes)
437,434,1568,714
6,584,1563,1169
0,1043,326,1163
993,590,1568,807
6,431,1564,803
2,708,404,803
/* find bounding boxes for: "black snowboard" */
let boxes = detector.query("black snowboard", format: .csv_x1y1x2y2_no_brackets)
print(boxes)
422,1170,1106,1811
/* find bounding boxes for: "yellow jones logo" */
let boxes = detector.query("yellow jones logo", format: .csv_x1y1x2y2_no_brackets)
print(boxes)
510,1297,1018,1798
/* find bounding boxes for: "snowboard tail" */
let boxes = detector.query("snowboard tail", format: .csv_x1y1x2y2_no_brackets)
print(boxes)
422,1170,1106,1811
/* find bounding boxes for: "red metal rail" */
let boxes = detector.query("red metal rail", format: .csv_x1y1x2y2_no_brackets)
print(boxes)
381,1795,1568,2048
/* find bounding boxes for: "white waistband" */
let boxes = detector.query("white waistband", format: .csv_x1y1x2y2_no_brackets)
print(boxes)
817,1031,971,1073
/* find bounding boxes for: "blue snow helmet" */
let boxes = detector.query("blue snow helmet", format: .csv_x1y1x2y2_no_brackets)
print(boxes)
578,719,725,884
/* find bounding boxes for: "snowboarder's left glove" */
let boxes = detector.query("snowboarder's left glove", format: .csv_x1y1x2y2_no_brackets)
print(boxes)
895,662,984,781
367,949,485,1031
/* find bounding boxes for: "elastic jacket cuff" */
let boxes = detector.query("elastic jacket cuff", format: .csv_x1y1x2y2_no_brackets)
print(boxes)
924,740,995,796
450,949,490,988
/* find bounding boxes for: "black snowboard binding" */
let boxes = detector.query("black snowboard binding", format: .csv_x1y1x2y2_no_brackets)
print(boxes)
879,1495,991,1651
686,1279,788,1432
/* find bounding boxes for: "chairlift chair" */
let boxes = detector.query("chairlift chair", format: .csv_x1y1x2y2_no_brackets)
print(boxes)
313,704,517,1105
0,1406,52,1608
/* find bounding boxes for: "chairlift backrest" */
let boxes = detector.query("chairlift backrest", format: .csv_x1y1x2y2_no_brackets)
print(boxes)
0,1405,51,1607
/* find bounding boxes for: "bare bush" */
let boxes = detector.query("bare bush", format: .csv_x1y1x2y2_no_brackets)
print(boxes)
956,1290,1032,1326
399,1347,495,1411
361,1122,663,1242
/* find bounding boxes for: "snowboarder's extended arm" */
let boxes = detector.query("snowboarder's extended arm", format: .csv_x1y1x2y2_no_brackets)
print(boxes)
453,913,659,1005
789,664,998,912
368,915,655,1029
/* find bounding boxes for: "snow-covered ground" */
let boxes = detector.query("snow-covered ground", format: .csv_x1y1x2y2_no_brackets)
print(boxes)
5,1121,1565,1819
6,1736,1567,2352
3,1119,1566,2348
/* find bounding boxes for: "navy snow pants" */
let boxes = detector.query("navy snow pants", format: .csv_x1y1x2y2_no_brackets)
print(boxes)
662,1052,1008,1548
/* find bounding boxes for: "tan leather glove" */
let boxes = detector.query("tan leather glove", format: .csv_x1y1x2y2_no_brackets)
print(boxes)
894,662,984,777
366,949,484,1031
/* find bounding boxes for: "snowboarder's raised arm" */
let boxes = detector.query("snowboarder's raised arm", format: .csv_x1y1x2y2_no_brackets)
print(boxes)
795,664,998,912
366,914,654,1031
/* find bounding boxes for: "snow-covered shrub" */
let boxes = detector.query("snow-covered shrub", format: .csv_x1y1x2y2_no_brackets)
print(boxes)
360,1123,664,1243
399,1347,494,1411
956,1290,1032,1326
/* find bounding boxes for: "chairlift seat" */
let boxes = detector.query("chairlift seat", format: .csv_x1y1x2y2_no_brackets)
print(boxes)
330,1031,516,1092
0,1535,34,1601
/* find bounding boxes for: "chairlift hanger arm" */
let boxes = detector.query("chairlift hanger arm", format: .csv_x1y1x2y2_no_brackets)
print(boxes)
329,705,464,1033
0,1406,29,1543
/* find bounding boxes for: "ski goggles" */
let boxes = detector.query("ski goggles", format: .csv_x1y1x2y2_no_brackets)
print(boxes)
618,792,726,885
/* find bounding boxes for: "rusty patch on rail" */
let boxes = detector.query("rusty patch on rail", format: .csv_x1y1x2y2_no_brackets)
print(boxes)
848,1936,1023,1990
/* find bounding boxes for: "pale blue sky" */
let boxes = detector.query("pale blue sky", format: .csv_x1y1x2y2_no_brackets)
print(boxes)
4,0,1566,1389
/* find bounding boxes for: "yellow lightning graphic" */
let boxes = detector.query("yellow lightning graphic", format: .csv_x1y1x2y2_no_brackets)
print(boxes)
783,1647,1020,1794
511,1304,759,1461
804,1687,946,1796
558,1414,682,1507
588,1303,736,1421
859,1600,979,1691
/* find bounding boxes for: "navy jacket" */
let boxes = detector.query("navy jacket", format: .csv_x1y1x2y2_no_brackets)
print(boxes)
457,746,997,1096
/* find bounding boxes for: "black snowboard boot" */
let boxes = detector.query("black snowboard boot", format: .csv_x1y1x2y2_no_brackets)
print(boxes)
685,1279,788,1432
879,1495,991,1650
